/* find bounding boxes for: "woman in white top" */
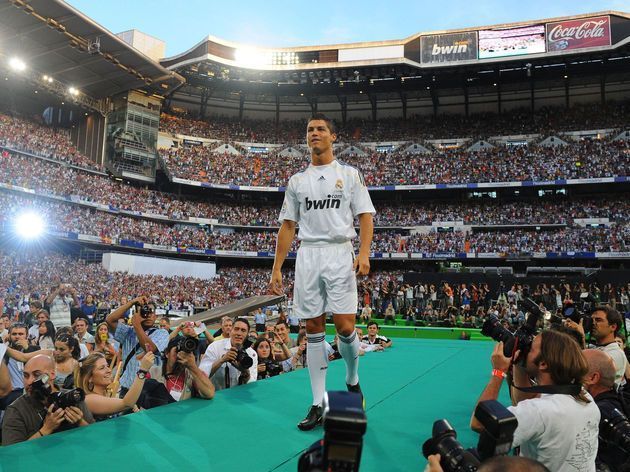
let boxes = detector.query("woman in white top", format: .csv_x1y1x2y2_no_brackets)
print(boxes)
36,320,56,350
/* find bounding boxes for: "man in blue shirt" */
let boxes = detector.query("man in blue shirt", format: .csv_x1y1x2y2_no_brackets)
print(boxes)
106,296,169,396
254,309,267,332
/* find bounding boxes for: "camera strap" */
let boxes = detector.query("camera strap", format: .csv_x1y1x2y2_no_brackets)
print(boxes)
121,328,157,378
511,383,582,396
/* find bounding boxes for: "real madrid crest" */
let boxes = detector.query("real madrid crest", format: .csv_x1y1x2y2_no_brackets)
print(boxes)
335,179,344,190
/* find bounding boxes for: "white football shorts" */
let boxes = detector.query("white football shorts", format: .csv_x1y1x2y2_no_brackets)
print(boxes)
293,241,358,319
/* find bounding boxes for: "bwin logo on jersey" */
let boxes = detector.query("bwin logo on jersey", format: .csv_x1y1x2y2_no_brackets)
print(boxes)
305,195,341,210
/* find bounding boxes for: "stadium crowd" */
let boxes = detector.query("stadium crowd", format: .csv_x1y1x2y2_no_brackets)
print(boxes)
2,148,629,227
0,113,103,172
160,101,630,143
1,190,628,254
159,138,630,187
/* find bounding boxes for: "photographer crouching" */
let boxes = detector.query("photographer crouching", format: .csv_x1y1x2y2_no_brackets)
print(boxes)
199,318,258,391
2,355,94,445
149,337,215,401
106,296,169,397
471,329,600,472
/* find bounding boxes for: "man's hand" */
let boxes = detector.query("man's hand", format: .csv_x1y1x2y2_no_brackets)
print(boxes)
491,342,516,373
269,269,283,296
177,351,196,368
15,339,29,350
354,253,370,276
564,318,585,338
139,351,155,371
63,406,84,425
424,454,443,472
221,347,238,364
41,405,65,434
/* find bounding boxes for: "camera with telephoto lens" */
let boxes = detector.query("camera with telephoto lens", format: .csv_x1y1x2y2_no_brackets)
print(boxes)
600,407,630,455
422,400,518,472
232,334,257,371
481,297,543,359
176,336,199,354
298,391,367,472
31,374,85,410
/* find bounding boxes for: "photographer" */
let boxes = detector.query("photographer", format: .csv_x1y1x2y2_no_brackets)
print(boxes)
149,338,214,401
168,320,213,361
106,296,169,396
470,330,600,472
583,349,630,472
199,318,257,391
253,336,283,380
361,321,392,349
1,324,40,410
2,355,94,446
567,306,629,387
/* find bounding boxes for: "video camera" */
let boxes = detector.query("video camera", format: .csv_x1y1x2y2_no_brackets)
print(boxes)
481,297,543,360
31,374,85,410
422,400,518,472
298,391,367,472
561,293,597,334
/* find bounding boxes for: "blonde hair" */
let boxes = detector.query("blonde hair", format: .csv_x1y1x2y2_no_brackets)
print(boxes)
76,352,107,393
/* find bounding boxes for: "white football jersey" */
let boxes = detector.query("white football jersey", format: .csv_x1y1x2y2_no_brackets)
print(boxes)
279,159,375,244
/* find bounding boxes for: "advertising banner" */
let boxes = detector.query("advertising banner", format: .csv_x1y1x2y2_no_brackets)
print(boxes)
479,25,546,58
546,16,611,52
421,32,477,64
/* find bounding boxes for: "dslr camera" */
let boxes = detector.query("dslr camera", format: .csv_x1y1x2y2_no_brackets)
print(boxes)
176,336,199,354
561,293,597,334
298,391,367,472
231,334,258,371
31,374,85,410
139,304,153,318
422,400,518,472
481,297,543,360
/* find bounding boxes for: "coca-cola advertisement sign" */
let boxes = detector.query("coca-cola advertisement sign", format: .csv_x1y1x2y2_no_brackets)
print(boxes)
547,16,611,51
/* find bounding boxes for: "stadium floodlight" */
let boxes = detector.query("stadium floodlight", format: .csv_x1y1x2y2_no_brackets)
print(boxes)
8,57,26,72
13,211,46,240
234,48,272,68
68,86,79,96
42,74,53,83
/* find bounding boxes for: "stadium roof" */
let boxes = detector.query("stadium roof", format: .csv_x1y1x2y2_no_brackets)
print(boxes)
159,10,630,111
0,0,184,102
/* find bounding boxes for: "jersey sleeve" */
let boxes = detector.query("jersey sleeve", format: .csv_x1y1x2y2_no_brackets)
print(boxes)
350,168,376,217
279,176,300,223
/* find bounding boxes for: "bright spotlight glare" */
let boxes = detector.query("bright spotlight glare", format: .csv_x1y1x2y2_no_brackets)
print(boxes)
14,212,45,240
9,57,26,72
234,48,272,68
68,86,79,96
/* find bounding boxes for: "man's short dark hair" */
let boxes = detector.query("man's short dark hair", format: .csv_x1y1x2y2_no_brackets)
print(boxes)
274,320,288,329
31,300,43,310
308,113,336,134
233,317,250,330
367,321,379,329
593,306,622,336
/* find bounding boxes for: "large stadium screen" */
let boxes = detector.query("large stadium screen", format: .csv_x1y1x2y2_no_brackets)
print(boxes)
479,25,546,59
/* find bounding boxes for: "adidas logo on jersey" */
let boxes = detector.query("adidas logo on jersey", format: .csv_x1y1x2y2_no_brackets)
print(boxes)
305,195,341,210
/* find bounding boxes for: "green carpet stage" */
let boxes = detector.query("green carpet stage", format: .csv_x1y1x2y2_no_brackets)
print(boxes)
1,339,510,472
